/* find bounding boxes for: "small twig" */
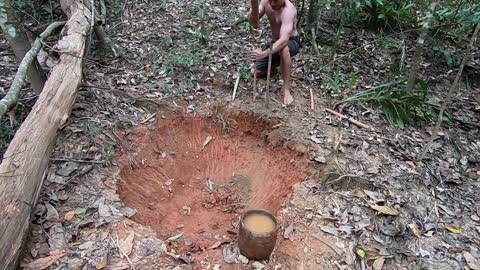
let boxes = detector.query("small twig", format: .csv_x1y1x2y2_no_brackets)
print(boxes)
140,113,157,124
309,88,314,111
50,158,105,164
325,174,362,186
112,236,136,270
232,70,240,101
325,108,371,129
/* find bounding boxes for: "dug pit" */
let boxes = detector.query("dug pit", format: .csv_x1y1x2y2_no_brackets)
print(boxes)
117,110,313,264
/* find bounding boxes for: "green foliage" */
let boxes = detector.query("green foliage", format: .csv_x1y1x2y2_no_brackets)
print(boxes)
329,65,341,94
432,44,454,67
0,124,17,158
159,51,202,74
333,0,417,30
339,80,448,128
239,63,251,81
12,0,62,23
87,120,99,137
159,36,173,48
378,37,397,49
434,1,480,41
108,1,125,16
360,0,416,29
103,147,115,161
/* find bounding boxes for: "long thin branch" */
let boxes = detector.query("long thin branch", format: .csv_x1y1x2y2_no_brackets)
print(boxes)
418,22,480,161
0,21,65,121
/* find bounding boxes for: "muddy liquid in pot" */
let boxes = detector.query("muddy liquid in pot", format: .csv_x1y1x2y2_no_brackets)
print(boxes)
243,213,276,233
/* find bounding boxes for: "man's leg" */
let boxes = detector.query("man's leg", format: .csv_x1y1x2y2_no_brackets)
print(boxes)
279,46,293,105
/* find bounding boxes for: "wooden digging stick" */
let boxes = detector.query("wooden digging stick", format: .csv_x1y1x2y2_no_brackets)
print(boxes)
251,0,259,102
253,62,257,101
266,50,272,107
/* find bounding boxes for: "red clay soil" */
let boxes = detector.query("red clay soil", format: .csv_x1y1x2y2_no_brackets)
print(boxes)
118,112,312,267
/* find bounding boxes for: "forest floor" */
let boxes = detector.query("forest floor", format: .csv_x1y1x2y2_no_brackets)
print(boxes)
1,0,480,269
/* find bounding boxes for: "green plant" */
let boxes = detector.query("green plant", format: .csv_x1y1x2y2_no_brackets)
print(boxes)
239,63,251,81
103,147,115,161
12,0,63,23
109,1,125,16
329,65,341,94
339,80,448,128
432,44,454,67
0,124,17,158
434,1,480,41
159,51,201,74
347,0,416,30
379,37,397,49
87,121,99,137
159,36,173,48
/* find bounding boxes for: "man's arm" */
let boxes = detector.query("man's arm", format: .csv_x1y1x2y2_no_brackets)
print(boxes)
266,12,294,56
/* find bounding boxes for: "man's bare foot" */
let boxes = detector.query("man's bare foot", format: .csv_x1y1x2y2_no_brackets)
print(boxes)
283,87,294,106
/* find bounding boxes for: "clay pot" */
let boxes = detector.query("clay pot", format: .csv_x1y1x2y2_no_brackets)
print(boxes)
238,209,279,260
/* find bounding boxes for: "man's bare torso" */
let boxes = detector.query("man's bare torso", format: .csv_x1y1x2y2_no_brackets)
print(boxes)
263,0,298,41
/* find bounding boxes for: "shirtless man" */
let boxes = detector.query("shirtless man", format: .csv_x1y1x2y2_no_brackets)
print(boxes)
249,0,300,105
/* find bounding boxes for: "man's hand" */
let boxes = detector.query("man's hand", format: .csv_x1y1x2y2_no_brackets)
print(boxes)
251,48,267,62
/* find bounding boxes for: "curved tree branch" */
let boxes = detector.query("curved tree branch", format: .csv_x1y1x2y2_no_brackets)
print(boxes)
0,21,65,121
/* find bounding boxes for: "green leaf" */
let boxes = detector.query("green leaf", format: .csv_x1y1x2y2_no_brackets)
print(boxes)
356,248,366,258
74,208,87,216
167,232,184,241
446,226,461,234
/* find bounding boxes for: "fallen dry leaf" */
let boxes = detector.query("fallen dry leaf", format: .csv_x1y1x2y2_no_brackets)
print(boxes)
345,242,355,265
79,241,94,250
283,223,295,239
64,211,75,221
208,241,222,250
201,135,213,150
354,189,367,198
464,252,479,270
370,205,399,216
23,250,65,270
44,202,59,220
408,224,422,238
118,231,135,257
373,257,385,270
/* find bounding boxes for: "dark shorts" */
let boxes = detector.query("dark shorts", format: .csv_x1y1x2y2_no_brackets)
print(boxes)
256,36,301,72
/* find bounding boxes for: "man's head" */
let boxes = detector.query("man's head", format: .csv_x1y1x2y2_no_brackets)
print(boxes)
268,0,286,10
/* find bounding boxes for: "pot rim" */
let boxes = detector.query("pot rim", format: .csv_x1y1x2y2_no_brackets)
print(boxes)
240,209,279,237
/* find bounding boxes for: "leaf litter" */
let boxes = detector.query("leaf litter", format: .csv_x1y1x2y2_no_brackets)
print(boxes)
15,0,480,268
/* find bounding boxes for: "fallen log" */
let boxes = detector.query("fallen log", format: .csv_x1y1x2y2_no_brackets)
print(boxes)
0,21,65,121
0,1,91,268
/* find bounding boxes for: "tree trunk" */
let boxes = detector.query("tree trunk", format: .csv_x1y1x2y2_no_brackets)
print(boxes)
0,1,90,268
307,0,320,31
250,0,259,29
405,2,436,94
0,0,47,94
